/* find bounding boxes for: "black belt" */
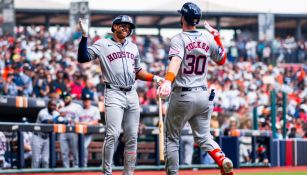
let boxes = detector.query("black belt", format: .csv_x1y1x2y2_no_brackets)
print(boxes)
106,84,132,92
173,86,207,92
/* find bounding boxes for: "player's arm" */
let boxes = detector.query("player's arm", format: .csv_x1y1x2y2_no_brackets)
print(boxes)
78,37,94,63
157,56,181,98
158,35,184,98
164,56,182,82
136,69,163,84
204,21,227,65
77,19,97,63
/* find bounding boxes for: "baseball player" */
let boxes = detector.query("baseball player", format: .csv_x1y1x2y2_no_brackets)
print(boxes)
77,92,100,167
58,91,82,168
31,99,59,168
77,15,163,175
158,2,234,175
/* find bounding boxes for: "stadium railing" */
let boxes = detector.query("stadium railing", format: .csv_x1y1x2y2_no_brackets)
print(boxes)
0,122,274,170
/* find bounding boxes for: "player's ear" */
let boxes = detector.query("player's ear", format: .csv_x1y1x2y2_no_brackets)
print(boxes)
113,24,119,31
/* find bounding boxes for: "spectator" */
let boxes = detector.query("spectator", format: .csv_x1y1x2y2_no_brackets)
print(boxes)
33,68,49,98
70,74,84,99
21,65,33,96
12,64,25,96
49,71,67,95
224,116,240,137
288,127,301,138
4,73,18,96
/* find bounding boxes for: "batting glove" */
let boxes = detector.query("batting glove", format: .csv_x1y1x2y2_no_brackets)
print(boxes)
79,18,89,37
158,80,172,98
153,75,164,86
204,21,220,37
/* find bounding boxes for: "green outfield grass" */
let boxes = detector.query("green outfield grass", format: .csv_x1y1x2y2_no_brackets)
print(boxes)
208,172,307,175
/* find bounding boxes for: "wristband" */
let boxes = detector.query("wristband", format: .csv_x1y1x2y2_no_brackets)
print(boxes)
165,72,175,83
145,73,154,82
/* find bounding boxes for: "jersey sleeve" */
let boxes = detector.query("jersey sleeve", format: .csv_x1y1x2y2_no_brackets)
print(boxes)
88,39,104,60
134,49,142,72
168,34,185,60
208,34,225,63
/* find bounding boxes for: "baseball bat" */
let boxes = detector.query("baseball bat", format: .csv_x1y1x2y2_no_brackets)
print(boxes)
158,96,165,162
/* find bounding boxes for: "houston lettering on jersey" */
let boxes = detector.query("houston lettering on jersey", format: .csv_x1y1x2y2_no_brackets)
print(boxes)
185,42,210,52
107,51,135,62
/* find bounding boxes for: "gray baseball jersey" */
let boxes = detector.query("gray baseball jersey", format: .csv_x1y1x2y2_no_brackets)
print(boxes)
78,105,100,123
36,108,59,124
59,102,82,124
169,31,222,88
88,38,142,88
164,31,224,175
86,38,141,174
59,102,82,168
32,108,59,168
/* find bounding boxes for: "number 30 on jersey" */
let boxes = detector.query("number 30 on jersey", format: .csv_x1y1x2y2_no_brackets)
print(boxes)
183,54,207,75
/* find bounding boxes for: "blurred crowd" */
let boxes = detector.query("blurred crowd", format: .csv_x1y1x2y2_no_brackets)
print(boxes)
0,26,306,138
227,35,307,64
0,25,306,167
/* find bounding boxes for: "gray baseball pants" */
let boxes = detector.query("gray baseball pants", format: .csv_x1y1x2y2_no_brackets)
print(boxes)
102,88,140,175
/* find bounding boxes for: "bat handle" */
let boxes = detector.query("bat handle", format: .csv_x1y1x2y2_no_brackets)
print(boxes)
158,96,162,118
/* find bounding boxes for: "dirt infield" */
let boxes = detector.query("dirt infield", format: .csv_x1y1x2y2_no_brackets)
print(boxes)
2,166,307,175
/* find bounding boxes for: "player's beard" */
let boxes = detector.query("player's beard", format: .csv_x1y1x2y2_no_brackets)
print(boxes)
116,29,130,39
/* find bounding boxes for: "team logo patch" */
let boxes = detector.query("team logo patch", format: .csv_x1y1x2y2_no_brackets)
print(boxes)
218,46,225,56
169,48,180,55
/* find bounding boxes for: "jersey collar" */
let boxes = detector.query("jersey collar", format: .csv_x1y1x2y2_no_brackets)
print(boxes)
183,30,202,36
110,37,129,46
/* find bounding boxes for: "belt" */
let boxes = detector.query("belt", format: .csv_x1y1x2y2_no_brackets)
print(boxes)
106,83,132,92
173,86,207,92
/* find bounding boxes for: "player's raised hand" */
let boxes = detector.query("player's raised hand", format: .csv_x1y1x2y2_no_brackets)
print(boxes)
79,18,89,37
204,21,219,37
